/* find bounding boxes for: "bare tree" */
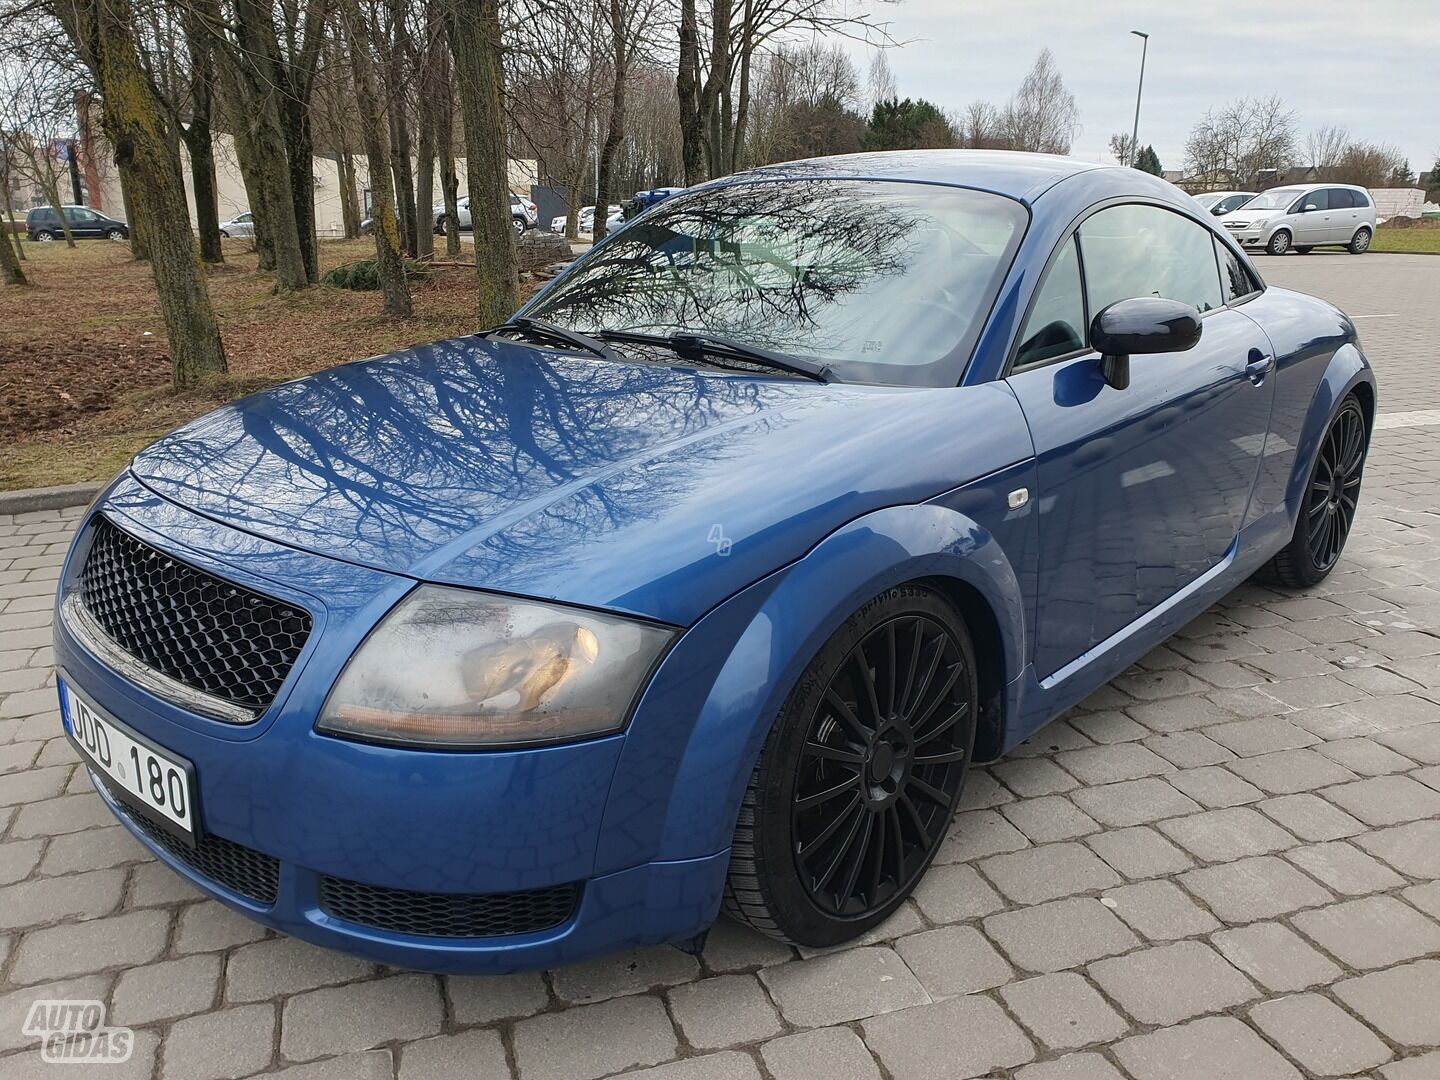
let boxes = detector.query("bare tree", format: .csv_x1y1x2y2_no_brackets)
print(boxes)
0,58,81,246
866,48,894,109
1183,95,1297,189
1305,123,1349,174
956,100,1004,149
1001,48,1077,154
1109,131,1135,167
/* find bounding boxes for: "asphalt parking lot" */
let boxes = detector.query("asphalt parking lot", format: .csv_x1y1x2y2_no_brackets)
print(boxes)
1,252,1438,1080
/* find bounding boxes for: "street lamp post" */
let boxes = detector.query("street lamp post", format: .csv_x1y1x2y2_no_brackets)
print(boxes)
1129,30,1149,168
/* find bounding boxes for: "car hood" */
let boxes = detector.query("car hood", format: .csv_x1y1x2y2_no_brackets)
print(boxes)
129,337,1029,624
1224,209,1280,226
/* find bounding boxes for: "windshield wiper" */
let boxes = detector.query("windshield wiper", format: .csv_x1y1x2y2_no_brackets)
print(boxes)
597,329,835,383
483,316,623,363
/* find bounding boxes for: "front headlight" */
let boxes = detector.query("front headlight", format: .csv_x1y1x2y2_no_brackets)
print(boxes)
317,586,675,749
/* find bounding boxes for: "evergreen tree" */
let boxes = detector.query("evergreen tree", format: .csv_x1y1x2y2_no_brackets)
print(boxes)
1136,145,1163,176
862,97,954,152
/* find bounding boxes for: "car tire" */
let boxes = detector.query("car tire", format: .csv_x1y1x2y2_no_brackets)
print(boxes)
1266,230,1292,256
1348,228,1371,255
219,230,230,238
105,228,126,241
723,582,977,947
1262,395,1368,589
1295,246,1312,255
33,230,55,242
513,217,526,235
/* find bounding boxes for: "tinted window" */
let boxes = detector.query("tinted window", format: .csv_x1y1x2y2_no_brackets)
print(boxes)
66,208,98,223
1300,189,1329,212
1218,195,1251,214
1015,236,1085,367
1215,238,1256,302
1348,189,1371,207
529,179,1029,387
1079,204,1224,316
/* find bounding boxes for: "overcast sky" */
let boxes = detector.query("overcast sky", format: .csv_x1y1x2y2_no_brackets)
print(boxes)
839,0,1439,176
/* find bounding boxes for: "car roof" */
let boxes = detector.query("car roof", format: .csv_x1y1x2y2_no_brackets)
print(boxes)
719,150,1111,205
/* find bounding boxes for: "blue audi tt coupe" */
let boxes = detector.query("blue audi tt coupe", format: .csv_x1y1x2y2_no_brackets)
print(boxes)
55,151,1374,971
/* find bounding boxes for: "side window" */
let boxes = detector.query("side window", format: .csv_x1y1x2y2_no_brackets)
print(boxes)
1348,189,1371,208
67,208,98,223
1079,204,1224,316
1015,236,1086,368
1215,237,1257,302
1301,189,1329,212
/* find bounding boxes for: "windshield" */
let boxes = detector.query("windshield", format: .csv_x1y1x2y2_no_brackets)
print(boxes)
525,178,1028,387
1193,193,1221,208
1244,188,1303,210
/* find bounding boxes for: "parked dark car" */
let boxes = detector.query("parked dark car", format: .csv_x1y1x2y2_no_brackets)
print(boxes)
27,205,129,242
55,151,1374,973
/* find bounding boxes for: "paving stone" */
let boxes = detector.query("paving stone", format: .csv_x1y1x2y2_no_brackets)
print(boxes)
397,1030,507,1080
10,792,117,839
445,970,551,1024
910,861,1004,923
1293,895,1440,969
280,974,445,1062
512,994,679,1080
1414,763,1440,791
1157,806,1298,862
893,924,1012,997
760,946,928,1026
1404,880,1440,920
0,974,111,1053
697,919,795,974
174,900,269,954
161,1003,275,1080
0,765,69,807
1226,748,1359,794
1319,773,1440,825
0,1032,158,1080
1333,960,1440,1046
1380,1051,1440,1080
935,809,1031,863
1009,721,1095,756
668,973,782,1049
762,1026,882,1080
1207,686,1295,719
622,1052,763,1080
37,824,147,875
999,972,1129,1050
1015,1053,1127,1080
1085,826,1194,879
1126,695,1239,733
112,953,221,1025
1053,743,1173,785
1374,724,1440,764
1114,1014,1302,1080
1102,879,1220,940
978,842,1120,905
1001,796,1101,842
983,898,1139,973
1163,765,1264,808
1314,736,1418,775
960,769,1014,809
795,904,923,956
1337,693,1440,731
1284,840,1407,895
1143,731,1236,768
1354,819,1440,876
0,867,125,930
1071,778,1201,827
8,907,169,983
1113,669,1209,700
1211,921,1342,992
1257,793,1366,841
226,935,374,1002
0,837,43,885
551,944,699,1005
1249,992,1393,1076
126,860,204,907
1179,855,1334,923
862,994,1035,1080
992,757,1081,797
1068,710,1149,744
1089,940,1257,1025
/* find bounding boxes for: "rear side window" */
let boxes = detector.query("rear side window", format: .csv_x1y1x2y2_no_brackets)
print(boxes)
1015,236,1086,368
1079,204,1224,316
1348,189,1371,207
1327,189,1352,209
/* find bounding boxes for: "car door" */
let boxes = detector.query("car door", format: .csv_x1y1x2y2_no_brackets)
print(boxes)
65,208,100,238
1327,189,1358,242
1293,189,1331,246
1006,203,1276,680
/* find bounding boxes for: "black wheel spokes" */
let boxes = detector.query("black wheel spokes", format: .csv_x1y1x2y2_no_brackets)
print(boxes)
793,615,970,918
1306,406,1366,571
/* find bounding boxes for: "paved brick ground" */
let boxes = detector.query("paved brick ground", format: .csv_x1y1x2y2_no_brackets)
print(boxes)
2,252,1438,1079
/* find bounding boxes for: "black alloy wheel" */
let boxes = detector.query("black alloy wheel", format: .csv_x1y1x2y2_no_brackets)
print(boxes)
724,584,977,946
1263,394,1368,588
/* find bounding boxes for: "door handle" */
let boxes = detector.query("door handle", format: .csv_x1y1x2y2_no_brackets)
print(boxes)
1245,350,1274,384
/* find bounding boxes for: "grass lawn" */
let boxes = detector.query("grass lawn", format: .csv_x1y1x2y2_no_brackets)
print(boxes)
1,238,540,491
1370,226,1440,254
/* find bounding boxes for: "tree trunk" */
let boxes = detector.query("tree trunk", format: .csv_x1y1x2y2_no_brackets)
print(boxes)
117,160,150,260
593,0,626,244
701,0,731,178
415,99,436,259
0,218,25,285
337,151,361,238
435,48,461,257
183,5,222,263
676,0,704,185
281,101,319,281
341,0,411,316
1,185,26,261
729,0,753,173
229,118,275,268
387,104,417,256
43,168,77,247
57,0,226,385
445,0,517,326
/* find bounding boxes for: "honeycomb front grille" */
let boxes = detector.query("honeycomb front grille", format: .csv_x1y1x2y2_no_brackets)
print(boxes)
78,516,311,714
122,802,280,905
319,876,579,938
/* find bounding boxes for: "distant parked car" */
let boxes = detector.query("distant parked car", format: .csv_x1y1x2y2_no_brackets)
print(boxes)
549,205,621,234
1220,184,1375,255
1193,191,1255,217
436,194,537,236
218,212,256,239
26,205,128,242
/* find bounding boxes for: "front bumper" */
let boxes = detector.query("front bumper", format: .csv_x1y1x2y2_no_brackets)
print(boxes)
54,476,733,973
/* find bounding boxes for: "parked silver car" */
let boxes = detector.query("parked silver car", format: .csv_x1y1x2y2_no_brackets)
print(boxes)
1193,190,1255,216
1220,183,1375,255
217,212,255,238
435,194,537,235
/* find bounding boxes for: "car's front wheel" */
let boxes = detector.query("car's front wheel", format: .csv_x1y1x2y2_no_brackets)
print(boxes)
105,228,126,241
1267,230,1292,256
33,230,54,242
1349,227,1372,255
723,582,977,946
1263,394,1368,588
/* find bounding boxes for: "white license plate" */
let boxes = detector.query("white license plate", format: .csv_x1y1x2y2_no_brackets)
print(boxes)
59,678,197,841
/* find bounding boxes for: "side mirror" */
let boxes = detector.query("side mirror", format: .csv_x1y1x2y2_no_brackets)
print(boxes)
1211,206,1226,215
1091,297,1203,390
1303,203,1319,213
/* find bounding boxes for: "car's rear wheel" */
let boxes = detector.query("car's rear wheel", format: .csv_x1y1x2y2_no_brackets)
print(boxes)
723,583,977,946
512,217,526,235
1266,230,1292,256
219,229,230,238
1349,228,1372,254
33,230,54,242
1263,395,1368,588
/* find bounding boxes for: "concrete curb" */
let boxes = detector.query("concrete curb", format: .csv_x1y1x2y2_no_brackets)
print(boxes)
0,482,103,516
